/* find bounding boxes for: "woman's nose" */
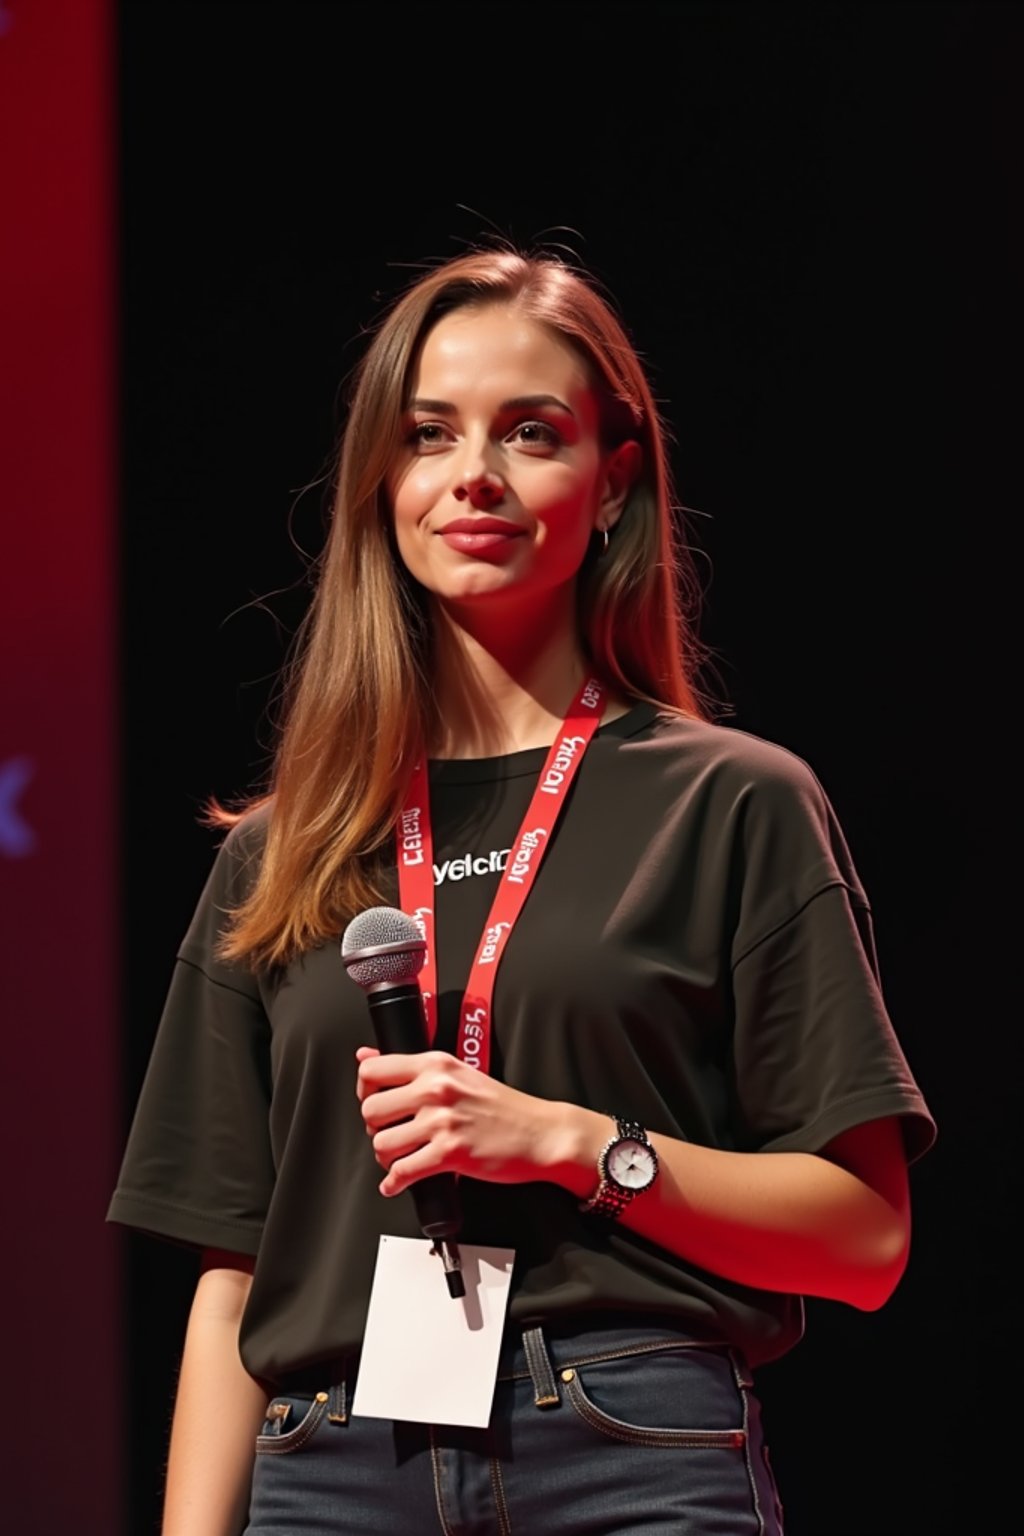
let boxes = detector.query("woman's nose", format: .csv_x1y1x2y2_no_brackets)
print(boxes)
453,469,505,509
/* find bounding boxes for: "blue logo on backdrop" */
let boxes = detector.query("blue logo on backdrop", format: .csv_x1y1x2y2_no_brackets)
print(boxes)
0,757,35,856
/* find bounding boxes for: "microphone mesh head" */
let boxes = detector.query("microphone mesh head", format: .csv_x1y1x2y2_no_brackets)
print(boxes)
341,905,426,988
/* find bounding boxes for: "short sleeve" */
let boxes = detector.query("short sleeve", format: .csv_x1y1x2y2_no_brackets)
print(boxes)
727,748,936,1164
107,816,276,1252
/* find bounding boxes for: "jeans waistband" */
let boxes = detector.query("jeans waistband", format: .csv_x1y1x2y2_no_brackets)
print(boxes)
497,1310,730,1401
272,1309,727,1405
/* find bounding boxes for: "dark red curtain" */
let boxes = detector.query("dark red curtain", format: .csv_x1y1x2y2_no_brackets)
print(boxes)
0,3,121,1531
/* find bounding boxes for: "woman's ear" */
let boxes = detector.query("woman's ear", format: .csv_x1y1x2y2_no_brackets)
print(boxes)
598,439,643,530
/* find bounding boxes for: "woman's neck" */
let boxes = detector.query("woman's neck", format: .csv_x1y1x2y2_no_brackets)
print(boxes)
428,597,622,759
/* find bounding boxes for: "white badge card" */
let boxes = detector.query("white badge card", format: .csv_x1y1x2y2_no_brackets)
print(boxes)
352,1236,515,1428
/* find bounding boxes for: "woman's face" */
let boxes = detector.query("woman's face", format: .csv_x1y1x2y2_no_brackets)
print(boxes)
386,303,634,621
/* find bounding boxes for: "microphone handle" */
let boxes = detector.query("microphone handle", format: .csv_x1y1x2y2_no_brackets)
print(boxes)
365,983,462,1241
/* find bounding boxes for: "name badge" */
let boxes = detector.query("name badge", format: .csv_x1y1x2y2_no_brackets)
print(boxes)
352,1235,515,1428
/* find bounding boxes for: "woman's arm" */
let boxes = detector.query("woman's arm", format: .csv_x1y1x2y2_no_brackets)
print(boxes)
356,1049,911,1313
596,1113,910,1311
161,1249,267,1536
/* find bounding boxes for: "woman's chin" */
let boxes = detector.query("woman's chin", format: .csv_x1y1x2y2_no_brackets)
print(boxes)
426,570,528,607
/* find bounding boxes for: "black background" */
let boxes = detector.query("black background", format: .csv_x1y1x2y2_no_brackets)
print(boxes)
115,2,1018,1532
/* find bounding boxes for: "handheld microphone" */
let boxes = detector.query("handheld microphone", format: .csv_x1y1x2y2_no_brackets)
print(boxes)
341,905,465,1298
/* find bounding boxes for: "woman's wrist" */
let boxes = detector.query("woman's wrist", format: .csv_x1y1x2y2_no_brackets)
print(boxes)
537,1101,615,1200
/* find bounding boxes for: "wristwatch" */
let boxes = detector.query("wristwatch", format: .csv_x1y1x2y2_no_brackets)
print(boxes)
579,1117,659,1220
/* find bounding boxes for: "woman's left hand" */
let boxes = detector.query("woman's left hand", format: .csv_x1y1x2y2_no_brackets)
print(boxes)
355,1046,600,1197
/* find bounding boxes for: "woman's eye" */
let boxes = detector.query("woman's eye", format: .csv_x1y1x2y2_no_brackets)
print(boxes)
408,422,450,448
508,420,560,449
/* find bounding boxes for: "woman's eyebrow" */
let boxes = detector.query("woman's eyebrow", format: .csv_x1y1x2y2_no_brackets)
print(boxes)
503,394,575,416
407,394,575,416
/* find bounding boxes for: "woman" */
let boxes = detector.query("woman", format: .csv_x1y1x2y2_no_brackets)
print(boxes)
109,247,935,1535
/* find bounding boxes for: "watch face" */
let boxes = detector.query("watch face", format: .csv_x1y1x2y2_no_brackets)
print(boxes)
607,1138,656,1190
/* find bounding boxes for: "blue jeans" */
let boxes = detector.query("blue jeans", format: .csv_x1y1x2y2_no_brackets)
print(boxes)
244,1315,785,1534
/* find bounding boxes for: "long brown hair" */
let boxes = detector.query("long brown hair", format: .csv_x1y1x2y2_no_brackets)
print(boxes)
211,247,715,969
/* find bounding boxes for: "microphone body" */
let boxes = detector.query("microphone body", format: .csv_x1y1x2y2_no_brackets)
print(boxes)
341,907,465,1282
361,979,462,1241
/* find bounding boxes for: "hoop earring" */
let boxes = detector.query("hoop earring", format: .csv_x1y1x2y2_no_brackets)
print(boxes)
597,525,610,556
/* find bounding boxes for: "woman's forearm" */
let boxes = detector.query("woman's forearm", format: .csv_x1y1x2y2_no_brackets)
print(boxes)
357,1050,911,1313
547,1107,911,1311
162,1255,267,1536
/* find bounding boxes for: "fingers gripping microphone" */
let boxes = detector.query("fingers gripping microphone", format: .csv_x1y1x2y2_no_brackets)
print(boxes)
341,906,465,1298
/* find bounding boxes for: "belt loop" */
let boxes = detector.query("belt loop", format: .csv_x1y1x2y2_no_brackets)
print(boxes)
327,1357,349,1424
730,1349,754,1392
522,1324,560,1409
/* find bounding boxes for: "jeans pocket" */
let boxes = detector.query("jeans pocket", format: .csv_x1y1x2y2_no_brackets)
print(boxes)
254,1392,329,1456
563,1343,748,1448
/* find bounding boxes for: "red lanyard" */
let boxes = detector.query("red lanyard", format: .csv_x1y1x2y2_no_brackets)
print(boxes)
396,677,606,1076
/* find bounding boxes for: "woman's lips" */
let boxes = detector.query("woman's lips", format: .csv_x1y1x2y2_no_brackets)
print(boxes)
436,518,526,555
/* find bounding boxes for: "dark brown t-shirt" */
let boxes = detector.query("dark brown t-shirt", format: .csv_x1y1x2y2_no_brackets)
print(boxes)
107,704,935,1380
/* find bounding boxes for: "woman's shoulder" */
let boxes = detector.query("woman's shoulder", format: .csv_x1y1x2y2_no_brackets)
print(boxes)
218,798,274,854
643,710,866,902
642,708,828,800
633,708,854,863
175,801,274,976
198,799,274,903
